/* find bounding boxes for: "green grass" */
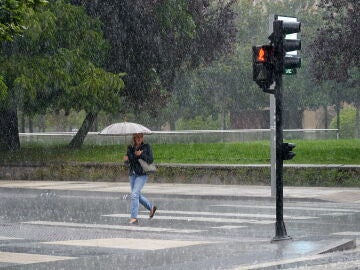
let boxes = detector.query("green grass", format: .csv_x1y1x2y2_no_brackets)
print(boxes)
1,139,359,165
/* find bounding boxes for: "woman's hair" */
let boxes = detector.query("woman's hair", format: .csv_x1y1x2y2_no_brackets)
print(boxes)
132,133,144,144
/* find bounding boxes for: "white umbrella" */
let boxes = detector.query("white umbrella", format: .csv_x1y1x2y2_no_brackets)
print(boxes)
99,122,152,136
99,122,152,158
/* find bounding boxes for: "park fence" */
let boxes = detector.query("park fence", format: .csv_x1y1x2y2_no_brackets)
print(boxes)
19,129,339,145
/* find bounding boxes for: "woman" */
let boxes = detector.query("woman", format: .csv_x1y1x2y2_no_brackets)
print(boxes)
123,133,157,224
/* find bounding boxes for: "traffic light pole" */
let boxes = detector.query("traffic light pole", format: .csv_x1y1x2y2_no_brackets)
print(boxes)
253,16,300,242
272,72,292,242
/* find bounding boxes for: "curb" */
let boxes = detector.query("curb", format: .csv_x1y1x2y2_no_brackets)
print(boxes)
0,186,331,203
1,162,360,187
319,239,357,254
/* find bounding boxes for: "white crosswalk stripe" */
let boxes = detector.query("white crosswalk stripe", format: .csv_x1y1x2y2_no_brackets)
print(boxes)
331,231,360,236
103,213,274,224
212,204,360,213
149,210,317,220
0,236,23,240
211,225,246,229
0,251,76,265
41,237,214,251
23,221,205,234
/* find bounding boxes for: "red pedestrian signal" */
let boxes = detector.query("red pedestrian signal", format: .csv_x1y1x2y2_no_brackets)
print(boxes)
252,45,274,91
254,46,272,63
257,47,266,62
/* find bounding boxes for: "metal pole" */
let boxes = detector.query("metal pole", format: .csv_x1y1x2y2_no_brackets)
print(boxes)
269,14,276,198
270,95,276,197
272,72,292,242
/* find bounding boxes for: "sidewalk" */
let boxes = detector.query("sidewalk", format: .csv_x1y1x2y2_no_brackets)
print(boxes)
0,180,360,203
0,180,359,269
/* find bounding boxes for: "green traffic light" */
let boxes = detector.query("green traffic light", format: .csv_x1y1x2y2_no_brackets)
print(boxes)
284,69,297,75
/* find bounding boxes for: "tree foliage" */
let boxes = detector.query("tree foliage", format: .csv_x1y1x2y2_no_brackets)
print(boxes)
0,0,124,150
330,106,357,138
0,0,47,151
165,0,322,129
309,0,359,136
310,0,359,82
0,0,47,41
71,0,238,122
0,0,47,104
169,0,359,130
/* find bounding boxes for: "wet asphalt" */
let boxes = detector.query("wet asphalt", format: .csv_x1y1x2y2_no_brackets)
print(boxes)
0,182,359,269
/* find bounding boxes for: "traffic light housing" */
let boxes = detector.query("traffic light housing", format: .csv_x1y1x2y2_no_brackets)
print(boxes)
282,142,296,160
252,45,274,90
272,20,301,74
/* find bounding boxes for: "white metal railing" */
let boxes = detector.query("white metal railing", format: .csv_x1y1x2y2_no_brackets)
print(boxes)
19,129,339,145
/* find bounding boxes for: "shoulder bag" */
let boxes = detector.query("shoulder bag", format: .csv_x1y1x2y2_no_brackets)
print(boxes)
138,159,157,173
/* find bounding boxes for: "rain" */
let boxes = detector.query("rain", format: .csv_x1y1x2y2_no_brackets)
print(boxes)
0,0,359,269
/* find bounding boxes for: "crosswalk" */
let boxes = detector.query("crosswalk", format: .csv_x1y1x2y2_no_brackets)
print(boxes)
0,251,76,265
103,213,275,224
212,204,360,213
23,220,205,234
144,209,318,220
41,237,212,251
0,202,359,269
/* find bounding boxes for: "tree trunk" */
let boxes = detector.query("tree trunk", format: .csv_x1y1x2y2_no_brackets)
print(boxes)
39,115,46,132
355,102,359,139
0,108,20,151
90,116,98,131
335,99,341,139
323,105,328,129
220,111,226,130
29,117,33,133
20,111,25,133
168,113,177,131
68,112,98,149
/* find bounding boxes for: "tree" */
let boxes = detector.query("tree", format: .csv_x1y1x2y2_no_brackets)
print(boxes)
71,0,238,128
330,106,357,138
309,0,360,136
162,0,323,129
0,0,124,151
310,0,359,82
0,0,47,151
159,0,266,129
0,0,47,41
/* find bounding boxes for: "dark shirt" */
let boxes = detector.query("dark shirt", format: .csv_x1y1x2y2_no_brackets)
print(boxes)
126,143,153,175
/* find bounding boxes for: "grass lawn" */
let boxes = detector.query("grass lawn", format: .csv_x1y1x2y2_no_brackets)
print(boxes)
1,139,359,165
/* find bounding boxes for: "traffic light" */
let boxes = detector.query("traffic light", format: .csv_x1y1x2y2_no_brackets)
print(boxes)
252,45,274,90
282,142,296,160
271,20,301,74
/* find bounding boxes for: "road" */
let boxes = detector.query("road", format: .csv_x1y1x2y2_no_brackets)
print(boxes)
0,182,359,269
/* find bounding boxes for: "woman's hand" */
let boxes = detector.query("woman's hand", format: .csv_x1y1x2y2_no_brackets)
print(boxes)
123,155,129,161
135,150,143,157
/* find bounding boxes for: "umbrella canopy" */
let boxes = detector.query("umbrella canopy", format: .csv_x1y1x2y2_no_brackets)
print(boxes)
99,122,152,136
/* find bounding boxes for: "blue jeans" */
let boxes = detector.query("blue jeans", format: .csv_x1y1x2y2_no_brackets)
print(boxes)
129,174,152,219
